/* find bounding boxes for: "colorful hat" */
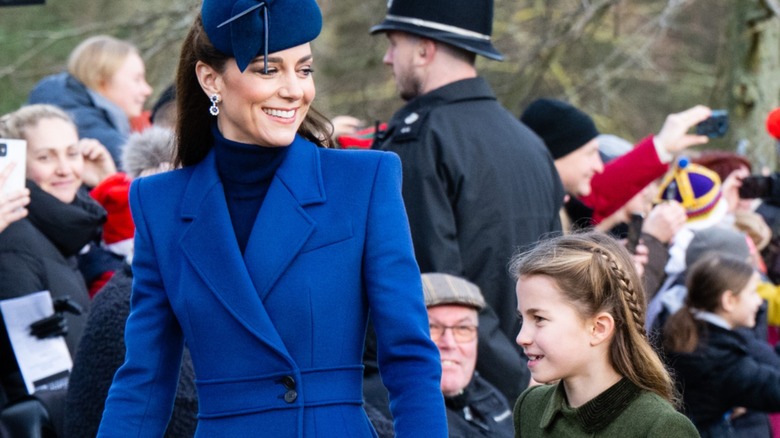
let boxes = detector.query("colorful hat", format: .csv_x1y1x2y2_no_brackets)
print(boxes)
370,0,504,61
656,157,723,223
202,0,323,72
421,273,486,310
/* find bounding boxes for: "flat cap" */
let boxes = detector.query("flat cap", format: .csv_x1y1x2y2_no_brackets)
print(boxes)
421,273,486,310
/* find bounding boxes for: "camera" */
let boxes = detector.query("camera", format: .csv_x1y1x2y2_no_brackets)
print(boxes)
739,173,780,205
695,110,729,138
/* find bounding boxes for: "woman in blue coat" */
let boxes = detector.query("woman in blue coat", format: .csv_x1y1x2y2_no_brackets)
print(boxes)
96,1,447,436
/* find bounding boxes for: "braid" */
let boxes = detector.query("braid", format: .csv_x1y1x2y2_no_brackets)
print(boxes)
592,247,646,339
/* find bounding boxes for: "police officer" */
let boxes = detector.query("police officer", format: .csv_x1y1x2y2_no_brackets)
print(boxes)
369,0,564,403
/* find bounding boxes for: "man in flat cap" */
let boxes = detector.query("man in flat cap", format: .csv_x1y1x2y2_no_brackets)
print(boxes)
364,273,514,437
369,0,563,402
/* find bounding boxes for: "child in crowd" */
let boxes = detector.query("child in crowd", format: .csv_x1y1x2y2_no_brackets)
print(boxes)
663,253,780,437
511,231,698,437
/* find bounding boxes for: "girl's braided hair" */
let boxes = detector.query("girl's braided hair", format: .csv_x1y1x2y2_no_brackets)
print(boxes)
510,230,677,405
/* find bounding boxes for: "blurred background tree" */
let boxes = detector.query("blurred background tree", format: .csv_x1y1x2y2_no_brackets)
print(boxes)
1,0,779,167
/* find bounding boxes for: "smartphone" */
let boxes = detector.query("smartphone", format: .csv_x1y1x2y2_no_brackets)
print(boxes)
739,175,773,199
695,110,729,138
0,139,26,195
625,213,644,254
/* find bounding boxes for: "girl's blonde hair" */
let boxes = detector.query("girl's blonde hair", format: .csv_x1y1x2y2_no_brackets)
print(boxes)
67,35,138,91
0,104,75,140
663,253,755,353
509,231,677,404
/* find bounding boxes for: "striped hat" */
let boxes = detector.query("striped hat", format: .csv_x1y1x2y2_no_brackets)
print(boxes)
656,157,723,224
421,273,486,310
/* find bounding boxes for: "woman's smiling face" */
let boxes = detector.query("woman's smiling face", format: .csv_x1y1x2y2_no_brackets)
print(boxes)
213,43,315,147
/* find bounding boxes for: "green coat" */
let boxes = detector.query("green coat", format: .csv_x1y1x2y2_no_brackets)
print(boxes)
514,379,699,437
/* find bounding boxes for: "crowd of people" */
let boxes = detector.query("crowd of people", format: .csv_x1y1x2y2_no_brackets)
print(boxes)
1,0,779,436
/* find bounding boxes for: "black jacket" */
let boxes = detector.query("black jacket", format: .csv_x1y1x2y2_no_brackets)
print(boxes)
444,374,514,438
374,77,563,401
666,322,780,436
65,263,198,438
0,182,104,402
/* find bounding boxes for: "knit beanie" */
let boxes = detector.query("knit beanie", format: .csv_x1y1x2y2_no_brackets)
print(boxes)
685,226,750,267
520,98,600,159
89,172,134,257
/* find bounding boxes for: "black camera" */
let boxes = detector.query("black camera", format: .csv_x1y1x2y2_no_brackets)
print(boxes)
695,110,729,138
739,173,780,205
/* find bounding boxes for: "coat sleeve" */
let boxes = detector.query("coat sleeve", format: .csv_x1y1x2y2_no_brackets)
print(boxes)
362,152,448,437
581,136,668,223
97,178,183,437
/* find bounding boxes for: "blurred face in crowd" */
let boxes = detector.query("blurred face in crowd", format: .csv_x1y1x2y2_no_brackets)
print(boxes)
721,271,762,328
428,304,479,396
383,31,424,101
99,52,153,119
25,117,84,203
554,138,604,197
208,43,315,147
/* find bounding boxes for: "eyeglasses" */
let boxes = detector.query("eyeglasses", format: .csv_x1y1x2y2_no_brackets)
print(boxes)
429,324,478,343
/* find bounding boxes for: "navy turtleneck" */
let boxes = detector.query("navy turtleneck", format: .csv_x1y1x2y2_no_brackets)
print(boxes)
212,124,288,253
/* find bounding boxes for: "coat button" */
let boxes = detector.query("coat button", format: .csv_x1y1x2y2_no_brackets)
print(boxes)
281,375,296,389
284,389,298,403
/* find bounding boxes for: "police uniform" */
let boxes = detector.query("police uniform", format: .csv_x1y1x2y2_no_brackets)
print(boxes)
370,0,564,404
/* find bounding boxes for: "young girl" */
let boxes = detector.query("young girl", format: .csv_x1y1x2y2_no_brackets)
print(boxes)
511,231,698,437
663,253,780,437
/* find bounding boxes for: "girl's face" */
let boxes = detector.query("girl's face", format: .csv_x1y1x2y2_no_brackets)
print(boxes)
723,272,762,328
99,52,152,119
214,43,315,147
515,275,600,384
25,118,84,203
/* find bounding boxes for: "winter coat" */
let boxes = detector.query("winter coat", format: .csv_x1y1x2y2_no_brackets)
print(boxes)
28,72,130,166
97,136,447,437
444,373,513,438
665,321,780,436
374,77,563,403
65,263,198,438
514,379,698,437
0,181,104,402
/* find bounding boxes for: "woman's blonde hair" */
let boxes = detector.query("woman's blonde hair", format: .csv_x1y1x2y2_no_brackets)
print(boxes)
509,231,678,405
0,104,75,140
67,35,138,91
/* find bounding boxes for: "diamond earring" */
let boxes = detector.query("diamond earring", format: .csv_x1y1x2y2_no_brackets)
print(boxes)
209,94,220,116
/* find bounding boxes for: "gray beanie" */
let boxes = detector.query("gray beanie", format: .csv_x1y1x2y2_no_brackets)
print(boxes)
685,226,750,268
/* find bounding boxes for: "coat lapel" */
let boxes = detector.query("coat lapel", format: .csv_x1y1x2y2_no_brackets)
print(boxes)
178,151,291,362
244,136,326,300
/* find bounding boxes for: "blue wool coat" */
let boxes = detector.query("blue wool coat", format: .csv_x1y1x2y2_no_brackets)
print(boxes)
97,136,447,437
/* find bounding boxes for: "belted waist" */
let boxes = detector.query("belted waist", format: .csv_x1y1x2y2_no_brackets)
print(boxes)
196,365,364,419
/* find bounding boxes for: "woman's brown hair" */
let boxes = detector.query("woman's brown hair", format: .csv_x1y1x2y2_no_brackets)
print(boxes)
662,253,755,353
174,15,333,168
510,231,678,405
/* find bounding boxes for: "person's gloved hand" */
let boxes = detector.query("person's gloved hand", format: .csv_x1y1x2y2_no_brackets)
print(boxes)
29,297,83,339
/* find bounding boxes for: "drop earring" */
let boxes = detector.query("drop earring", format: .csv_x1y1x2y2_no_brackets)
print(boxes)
209,94,220,116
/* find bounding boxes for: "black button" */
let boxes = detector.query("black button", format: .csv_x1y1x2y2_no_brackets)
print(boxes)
284,389,297,403
281,375,296,389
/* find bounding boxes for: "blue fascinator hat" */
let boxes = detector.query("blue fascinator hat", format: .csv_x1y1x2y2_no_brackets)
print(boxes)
202,0,323,73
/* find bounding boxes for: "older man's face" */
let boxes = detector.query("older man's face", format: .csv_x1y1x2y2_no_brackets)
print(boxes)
427,304,479,397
